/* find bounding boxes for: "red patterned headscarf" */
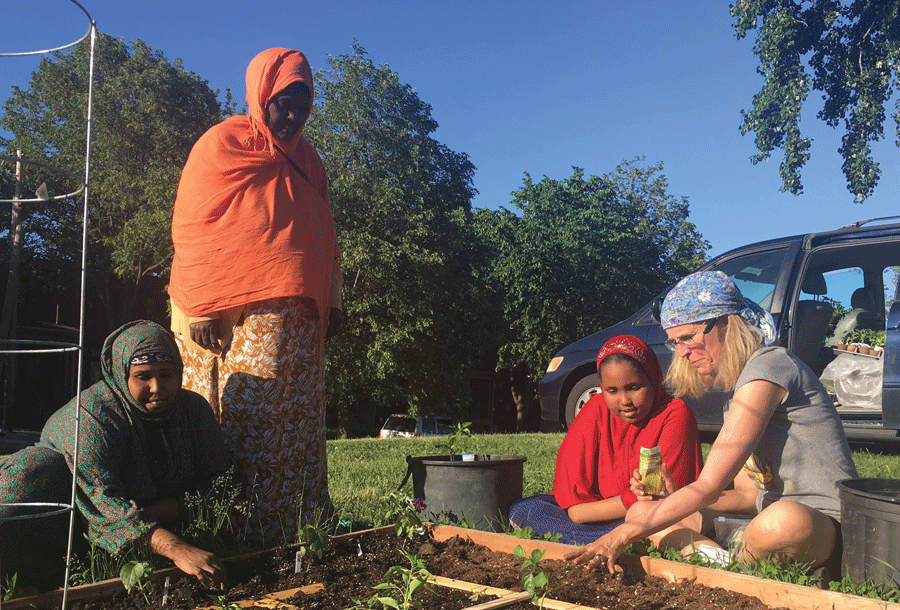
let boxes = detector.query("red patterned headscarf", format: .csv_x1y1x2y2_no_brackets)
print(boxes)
595,335,669,410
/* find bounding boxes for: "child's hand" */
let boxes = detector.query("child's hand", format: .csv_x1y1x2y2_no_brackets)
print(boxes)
631,462,676,500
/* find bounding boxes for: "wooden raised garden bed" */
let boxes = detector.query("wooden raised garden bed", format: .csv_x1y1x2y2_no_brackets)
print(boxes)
6,525,899,610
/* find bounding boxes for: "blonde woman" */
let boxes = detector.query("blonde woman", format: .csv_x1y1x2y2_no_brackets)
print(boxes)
567,271,857,580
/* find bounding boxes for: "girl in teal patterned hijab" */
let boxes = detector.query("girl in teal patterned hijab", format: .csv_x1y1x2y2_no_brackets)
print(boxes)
0,321,231,591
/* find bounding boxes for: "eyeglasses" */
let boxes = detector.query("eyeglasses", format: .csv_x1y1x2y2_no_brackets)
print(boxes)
664,318,717,352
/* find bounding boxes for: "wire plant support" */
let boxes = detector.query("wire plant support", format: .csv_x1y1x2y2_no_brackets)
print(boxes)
0,2,96,608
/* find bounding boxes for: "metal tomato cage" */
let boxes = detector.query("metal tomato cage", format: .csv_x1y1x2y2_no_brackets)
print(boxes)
0,1,96,607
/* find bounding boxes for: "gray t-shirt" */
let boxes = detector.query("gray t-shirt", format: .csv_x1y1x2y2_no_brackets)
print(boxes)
725,346,858,520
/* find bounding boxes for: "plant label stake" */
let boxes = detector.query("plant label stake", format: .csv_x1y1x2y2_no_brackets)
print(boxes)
295,551,302,574
162,576,170,606
357,542,363,557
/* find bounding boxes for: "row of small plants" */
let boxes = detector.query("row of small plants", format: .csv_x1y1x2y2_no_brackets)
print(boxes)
624,536,900,603
351,494,559,609
5,430,900,606
102,489,900,609
8,483,900,608
843,328,887,347
41,482,556,610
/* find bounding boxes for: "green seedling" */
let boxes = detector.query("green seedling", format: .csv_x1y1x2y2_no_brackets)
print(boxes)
181,468,248,556
514,544,551,606
436,422,473,456
1,572,18,601
382,492,428,539
539,531,563,543
829,558,900,602
206,593,242,610
830,574,900,602
507,525,562,543
120,560,154,604
350,549,434,609
297,522,329,566
69,527,154,586
740,554,815,585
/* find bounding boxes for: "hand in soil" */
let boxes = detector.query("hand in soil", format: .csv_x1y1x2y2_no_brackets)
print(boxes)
151,528,229,591
565,528,629,574
173,547,228,592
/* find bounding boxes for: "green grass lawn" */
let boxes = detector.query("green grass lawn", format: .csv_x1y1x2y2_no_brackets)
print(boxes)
3,433,898,526
327,433,562,525
328,433,900,525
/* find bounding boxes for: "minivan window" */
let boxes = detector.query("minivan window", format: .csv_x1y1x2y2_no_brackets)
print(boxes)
794,241,900,373
710,248,787,312
633,247,788,328
386,416,416,433
818,267,865,312
885,267,899,315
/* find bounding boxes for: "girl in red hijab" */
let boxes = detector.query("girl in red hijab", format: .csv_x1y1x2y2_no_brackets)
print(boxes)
169,48,341,546
509,335,702,544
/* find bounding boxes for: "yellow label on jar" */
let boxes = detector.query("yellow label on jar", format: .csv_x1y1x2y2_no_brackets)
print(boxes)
638,446,664,496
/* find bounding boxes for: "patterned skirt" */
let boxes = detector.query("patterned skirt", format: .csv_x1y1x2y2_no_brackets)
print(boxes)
176,296,334,547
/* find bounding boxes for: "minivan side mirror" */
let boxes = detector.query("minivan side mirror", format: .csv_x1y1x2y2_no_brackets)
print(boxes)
650,297,662,324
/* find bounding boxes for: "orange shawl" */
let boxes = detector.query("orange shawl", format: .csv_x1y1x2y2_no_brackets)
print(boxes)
169,48,339,322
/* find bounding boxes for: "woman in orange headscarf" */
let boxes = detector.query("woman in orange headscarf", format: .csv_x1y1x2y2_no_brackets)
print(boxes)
169,48,342,546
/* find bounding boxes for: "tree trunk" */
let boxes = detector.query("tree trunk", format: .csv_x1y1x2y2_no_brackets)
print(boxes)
336,400,353,439
509,363,530,432
0,151,24,430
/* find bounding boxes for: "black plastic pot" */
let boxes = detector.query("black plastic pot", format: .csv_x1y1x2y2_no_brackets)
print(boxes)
837,478,900,584
402,454,526,532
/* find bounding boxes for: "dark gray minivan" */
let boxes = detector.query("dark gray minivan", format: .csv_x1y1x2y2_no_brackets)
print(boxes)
538,217,900,445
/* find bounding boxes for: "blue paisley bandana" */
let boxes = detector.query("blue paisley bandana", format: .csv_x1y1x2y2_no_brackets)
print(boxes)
660,270,776,345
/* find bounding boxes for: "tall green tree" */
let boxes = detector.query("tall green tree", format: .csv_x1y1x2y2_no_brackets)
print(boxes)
732,0,900,200
304,44,490,435
476,159,708,382
1,34,230,337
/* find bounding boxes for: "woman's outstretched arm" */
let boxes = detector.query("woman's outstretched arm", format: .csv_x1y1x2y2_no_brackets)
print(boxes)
148,526,227,590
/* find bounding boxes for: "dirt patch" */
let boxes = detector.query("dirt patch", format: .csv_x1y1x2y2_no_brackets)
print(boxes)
54,529,787,610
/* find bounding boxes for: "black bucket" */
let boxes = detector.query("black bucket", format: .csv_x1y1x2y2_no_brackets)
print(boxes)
837,478,900,584
401,454,526,531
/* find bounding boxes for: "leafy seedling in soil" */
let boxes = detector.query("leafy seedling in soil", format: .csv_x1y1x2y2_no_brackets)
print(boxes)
296,522,329,568
206,593,242,610
350,549,435,609
514,544,551,606
1,572,17,601
382,492,428,539
829,558,900,603
508,525,562,543
120,560,154,604
436,422,472,455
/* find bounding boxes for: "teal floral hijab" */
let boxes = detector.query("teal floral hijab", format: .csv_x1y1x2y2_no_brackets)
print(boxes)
101,320,182,416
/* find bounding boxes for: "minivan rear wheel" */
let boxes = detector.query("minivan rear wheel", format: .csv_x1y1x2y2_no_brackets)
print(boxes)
564,373,601,427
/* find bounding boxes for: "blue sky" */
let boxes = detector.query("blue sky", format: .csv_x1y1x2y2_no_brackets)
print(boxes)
3,0,899,258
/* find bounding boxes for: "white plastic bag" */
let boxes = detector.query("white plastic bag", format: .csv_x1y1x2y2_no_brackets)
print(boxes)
820,352,883,409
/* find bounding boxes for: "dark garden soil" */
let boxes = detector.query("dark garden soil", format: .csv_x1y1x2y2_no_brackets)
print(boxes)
58,529,789,610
